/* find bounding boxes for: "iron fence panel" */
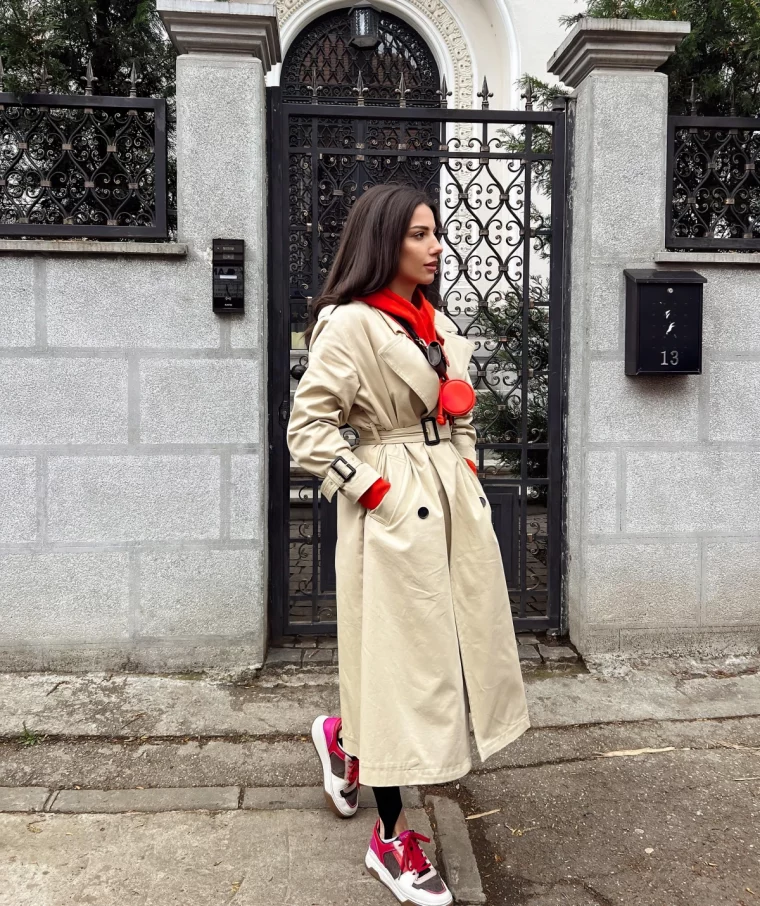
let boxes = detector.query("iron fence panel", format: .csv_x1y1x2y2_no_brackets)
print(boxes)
667,114,760,250
0,92,167,239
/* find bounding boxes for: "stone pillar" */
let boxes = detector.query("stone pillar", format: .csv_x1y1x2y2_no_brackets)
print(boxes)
157,1,281,663
159,1,280,330
547,20,690,655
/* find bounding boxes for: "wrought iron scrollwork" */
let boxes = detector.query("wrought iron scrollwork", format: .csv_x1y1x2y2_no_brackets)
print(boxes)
282,9,441,108
667,113,760,250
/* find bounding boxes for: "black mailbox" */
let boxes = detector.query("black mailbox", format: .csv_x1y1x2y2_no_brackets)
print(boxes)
624,269,706,376
212,238,244,313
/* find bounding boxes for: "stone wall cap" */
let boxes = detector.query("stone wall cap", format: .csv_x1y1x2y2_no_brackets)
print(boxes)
157,0,281,69
0,239,188,256
656,250,760,266
548,17,691,88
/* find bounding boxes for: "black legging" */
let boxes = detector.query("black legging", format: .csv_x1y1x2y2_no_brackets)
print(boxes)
373,785,403,839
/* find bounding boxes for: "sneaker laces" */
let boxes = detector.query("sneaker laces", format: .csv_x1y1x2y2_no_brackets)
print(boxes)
345,755,359,787
399,831,434,878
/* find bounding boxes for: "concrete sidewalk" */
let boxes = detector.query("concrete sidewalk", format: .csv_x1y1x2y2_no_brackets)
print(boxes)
1,655,759,906
2,655,759,740
1,806,436,905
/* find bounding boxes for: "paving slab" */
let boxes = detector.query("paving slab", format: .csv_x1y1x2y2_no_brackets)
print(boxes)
0,673,341,738
265,648,304,665
1,660,759,743
52,786,240,813
518,647,542,664
516,633,542,645
242,786,421,810
0,807,435,906
537,644,578,663
0,787,49,812
302,648,333,665
525,664,760,726
0,739,321,790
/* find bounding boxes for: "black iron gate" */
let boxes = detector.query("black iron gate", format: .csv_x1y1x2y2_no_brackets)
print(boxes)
268,89,567,637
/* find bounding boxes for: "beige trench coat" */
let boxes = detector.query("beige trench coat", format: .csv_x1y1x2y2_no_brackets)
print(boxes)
287,300,530,786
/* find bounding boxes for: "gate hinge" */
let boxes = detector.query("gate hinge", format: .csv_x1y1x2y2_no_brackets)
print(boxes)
278,398,290,428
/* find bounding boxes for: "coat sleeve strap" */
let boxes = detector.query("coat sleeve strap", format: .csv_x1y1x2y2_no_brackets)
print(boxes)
287,311,383,505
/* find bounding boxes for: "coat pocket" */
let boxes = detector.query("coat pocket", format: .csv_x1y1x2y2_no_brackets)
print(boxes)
367,449,411,528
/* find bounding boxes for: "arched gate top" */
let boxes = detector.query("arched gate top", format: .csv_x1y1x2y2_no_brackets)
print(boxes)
281,7,441,107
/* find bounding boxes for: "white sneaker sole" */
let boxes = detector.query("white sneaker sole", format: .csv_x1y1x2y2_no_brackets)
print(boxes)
364,848,453,906
310,715,358,819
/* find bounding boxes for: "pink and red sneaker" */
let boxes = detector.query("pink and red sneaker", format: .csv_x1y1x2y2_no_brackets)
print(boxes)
311,715,360,818
365,818,452,906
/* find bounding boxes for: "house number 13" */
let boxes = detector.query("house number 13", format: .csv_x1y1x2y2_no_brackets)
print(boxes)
661,350,679,366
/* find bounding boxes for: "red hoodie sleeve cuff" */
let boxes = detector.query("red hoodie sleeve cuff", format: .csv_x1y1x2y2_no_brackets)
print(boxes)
359,478,391,510
465,458,478,475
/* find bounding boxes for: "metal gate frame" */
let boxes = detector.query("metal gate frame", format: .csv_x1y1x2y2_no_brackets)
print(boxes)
267,88,568,638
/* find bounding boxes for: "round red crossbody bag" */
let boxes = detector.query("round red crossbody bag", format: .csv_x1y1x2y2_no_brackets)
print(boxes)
439,378,476,417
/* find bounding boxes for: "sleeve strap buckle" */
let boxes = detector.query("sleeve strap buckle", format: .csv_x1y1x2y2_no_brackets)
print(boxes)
328,455,357,483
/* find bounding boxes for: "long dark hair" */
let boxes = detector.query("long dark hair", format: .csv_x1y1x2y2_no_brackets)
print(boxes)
303,183,442,346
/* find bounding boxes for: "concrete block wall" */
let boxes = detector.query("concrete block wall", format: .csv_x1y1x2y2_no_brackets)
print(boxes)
0,53,269,673
564,67,760,657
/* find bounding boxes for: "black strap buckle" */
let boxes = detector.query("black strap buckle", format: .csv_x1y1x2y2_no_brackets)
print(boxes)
426,341,448,379
329,455,356,483
421,417,440,446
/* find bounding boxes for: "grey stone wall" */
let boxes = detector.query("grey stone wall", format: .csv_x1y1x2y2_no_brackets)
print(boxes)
565,69,760,657
0,54,269,673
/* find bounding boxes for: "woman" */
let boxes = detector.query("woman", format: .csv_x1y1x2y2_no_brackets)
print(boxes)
287,183,529,906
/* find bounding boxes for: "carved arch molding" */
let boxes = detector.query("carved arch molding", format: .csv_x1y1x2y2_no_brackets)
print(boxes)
276,0,474,108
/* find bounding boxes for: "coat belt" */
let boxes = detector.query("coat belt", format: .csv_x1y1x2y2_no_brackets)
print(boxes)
356,421,452,445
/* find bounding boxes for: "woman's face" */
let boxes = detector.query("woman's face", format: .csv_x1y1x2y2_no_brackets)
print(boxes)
397,204,443,288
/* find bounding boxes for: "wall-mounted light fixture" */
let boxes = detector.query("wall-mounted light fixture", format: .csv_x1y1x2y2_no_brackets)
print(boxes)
349,2,380,48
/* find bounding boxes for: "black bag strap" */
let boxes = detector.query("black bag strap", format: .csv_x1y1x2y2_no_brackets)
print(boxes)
385,312,421,345
383,311,448,378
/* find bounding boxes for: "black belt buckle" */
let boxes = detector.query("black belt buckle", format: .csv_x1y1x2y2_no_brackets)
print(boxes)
329,455,356,483
421,417,440,446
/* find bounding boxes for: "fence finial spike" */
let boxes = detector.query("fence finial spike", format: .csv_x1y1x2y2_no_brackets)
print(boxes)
39,60,50,94
436,74,452,109
395,73,409,108
522,77,534,111
353,70,367,106
82,55,97,97
478,76,493,110
128,60,138,98
729,82,737,117
689,79,698,116
308,64,323,103
0,56,4,93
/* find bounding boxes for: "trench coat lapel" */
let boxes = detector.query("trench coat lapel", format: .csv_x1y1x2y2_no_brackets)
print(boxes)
375,311,441,414
373,309,477,414
438,329,476,380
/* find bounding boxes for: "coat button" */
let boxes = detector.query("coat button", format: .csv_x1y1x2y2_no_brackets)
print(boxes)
480,497,487,507
418,507,429,519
